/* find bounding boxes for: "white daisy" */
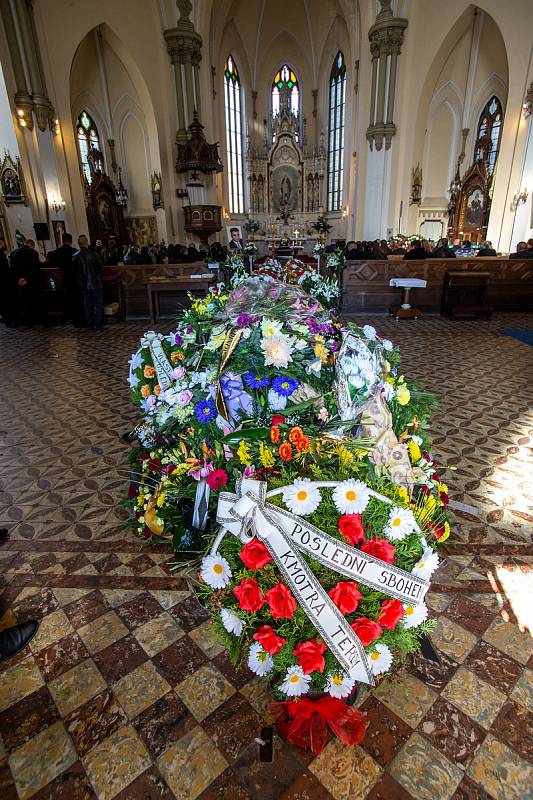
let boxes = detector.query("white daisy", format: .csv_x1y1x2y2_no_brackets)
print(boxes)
333,479,371,515
261,334,294,368
220,608,244,636
261,317,284,338
362,325,377,340
248,642,274,677
200,553,232,589
282,479,321,516
411,547,440,579
402,601,428,630
369,643,393,675
385,506,418,541
325,671,356,699
278,665,311,697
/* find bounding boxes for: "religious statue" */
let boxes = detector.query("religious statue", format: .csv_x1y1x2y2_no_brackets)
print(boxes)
151,172,164,209
280,175,292,208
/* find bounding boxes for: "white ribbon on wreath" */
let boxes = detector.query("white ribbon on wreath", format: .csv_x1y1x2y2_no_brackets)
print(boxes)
212,476,432,686
140,331,174,391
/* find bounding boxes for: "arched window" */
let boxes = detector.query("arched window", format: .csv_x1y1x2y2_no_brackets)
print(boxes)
77,110,101,184
474,96,503,177
327,51,346,212
224,55,245,214
272,65,300,119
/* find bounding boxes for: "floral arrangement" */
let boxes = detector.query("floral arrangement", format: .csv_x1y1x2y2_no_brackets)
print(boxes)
298,269,340,310
253,258,284,281
126,278,450,753
245,218,261,234
243,242,258,257
326,249,346,271
313,242,326,257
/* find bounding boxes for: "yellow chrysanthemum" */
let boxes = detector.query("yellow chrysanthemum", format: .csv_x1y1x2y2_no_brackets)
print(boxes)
335,444,354,467
237,440,252,465
407,440,421,462
156,493,166,508
396,385,411,406
259,442,275,469
314,342,329,363
396,486,410,504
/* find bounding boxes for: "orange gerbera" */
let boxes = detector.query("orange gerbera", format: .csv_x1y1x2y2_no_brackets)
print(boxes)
288,426,305,445
279,442,293,462
170,351,182,364
154,384,161,395
270,425,280,444
143,365,156,378
140,384,151,398
295,436,310,452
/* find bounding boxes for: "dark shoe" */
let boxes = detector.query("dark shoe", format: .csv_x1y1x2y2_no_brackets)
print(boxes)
0,620,39,662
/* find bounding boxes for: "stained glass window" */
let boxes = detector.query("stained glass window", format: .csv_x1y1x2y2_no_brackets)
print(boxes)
224,55,245,214
474,96,503,177
77,111,100,184
272,65,300,118
327,51,346,212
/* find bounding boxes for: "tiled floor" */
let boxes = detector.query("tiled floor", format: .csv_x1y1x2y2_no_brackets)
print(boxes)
0,313,532,800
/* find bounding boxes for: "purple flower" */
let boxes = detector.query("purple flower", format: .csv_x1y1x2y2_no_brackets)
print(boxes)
174,333,183,346
236,313,253,328
271,375,299,397
186,325,193,334
177,389,193,406
194,398,216,423
307,319,321,334
244,371,270,389
171,366,186,380
330,340,339,352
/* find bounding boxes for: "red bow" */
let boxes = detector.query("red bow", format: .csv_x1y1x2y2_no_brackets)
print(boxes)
268,695,368,755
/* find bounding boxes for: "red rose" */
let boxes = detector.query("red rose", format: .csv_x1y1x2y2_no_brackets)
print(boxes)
351,618,382,646
378,599,404,630
265,583,297,619
206,469,228,490
293,639,326,674
253,625,286,655
240,538,273,570
439,491,449,506
233,578,265,613
360,538,396,564
328,581,362,614
338,514,366,546
272,415,286,425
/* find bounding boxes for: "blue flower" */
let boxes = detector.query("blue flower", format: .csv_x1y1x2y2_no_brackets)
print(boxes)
244,371,270,389
194,398,216,423
271,375,299,397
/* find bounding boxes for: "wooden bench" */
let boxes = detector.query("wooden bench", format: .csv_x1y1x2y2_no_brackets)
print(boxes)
145,274,214,322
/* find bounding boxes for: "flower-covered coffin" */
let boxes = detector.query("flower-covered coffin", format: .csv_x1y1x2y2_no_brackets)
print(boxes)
127,278,450,748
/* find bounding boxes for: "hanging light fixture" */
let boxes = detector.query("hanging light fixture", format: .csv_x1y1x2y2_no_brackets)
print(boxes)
115,168,128,208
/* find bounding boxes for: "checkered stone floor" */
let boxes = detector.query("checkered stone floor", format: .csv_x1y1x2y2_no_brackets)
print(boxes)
1,314,532,800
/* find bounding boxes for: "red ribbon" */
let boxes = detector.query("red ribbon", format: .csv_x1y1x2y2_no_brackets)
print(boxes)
268,695,368,756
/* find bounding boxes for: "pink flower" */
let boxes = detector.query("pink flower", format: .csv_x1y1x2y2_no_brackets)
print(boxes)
243,465,256,478
187,460,214,481
171,366,186,380
177,390,193,406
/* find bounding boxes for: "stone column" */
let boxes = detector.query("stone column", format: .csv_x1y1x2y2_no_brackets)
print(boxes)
365,0,407,152
164,0,202,143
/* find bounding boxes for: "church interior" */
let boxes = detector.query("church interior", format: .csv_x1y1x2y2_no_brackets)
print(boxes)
0,1,532,799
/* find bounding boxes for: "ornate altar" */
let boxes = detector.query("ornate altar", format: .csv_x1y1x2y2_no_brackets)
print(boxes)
449,161,490,243
83,146,126,245
0,151,27,206
246,78,325,221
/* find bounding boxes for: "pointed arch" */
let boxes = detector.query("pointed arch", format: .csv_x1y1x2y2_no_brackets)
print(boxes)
327,50,346,212
224,54,245,214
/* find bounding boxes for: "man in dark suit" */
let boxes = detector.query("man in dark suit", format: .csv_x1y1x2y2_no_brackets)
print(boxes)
229,227,243,251
53,233,83,325
509,240,533,259
73,235,104,332
10,239,41,325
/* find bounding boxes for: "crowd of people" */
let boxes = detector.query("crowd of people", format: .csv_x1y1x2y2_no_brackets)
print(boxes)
0,233,105,331
342,236,533,259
